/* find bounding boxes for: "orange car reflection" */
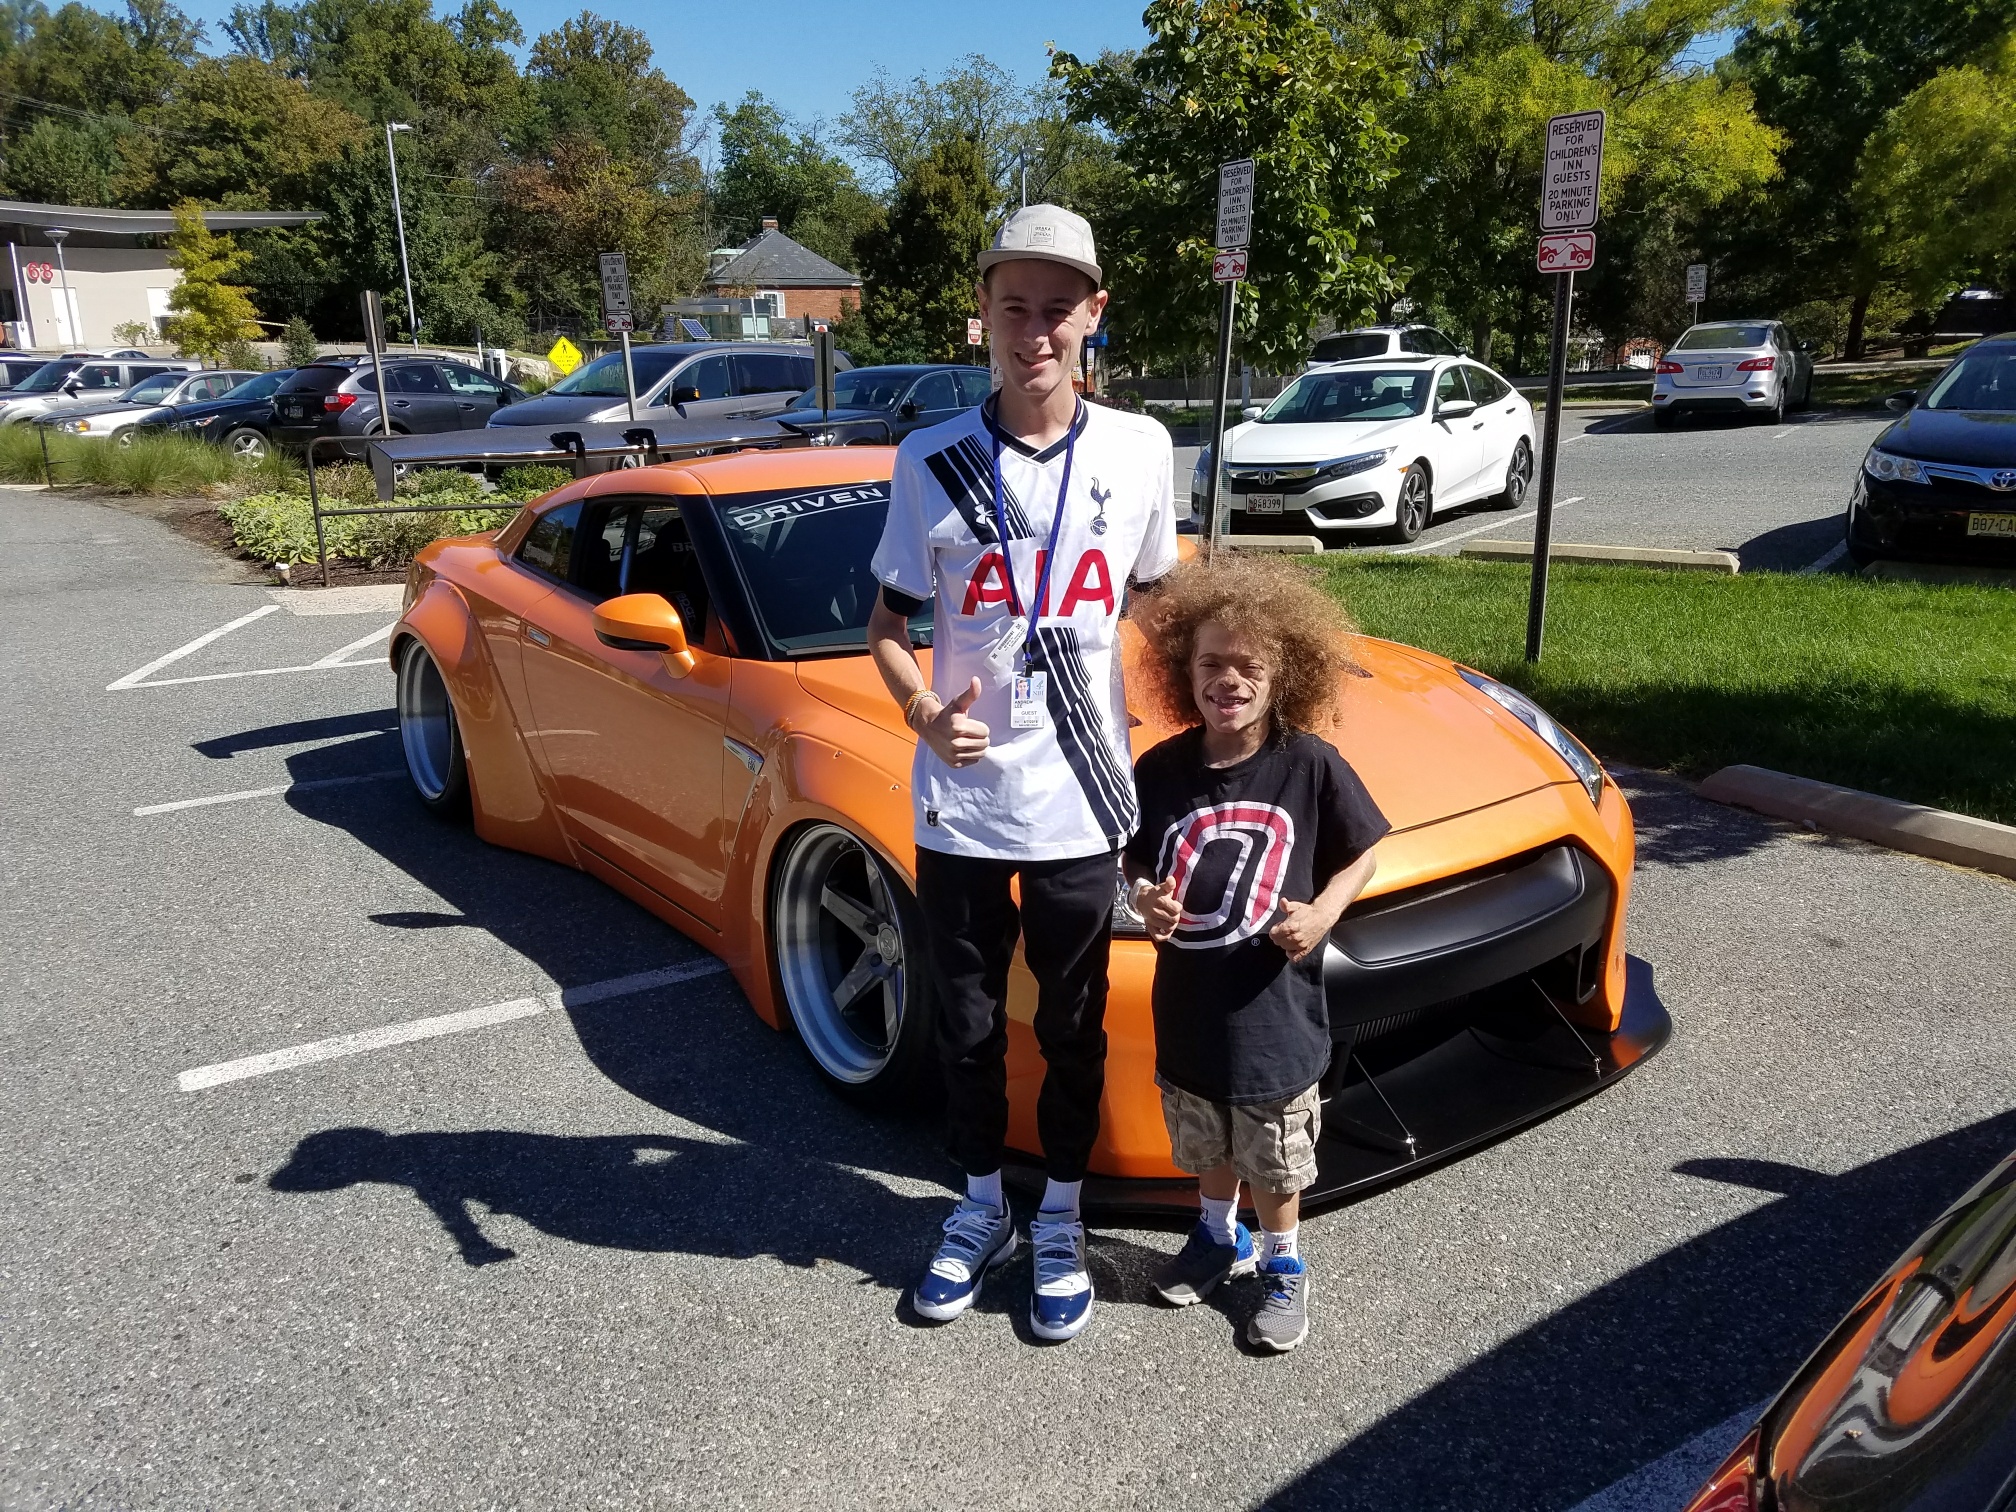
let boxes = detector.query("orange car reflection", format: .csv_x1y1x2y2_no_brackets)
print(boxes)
392,445,1668,1209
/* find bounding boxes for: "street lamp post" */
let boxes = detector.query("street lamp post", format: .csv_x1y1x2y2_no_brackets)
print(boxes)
385,122,419,350
46,227,76,348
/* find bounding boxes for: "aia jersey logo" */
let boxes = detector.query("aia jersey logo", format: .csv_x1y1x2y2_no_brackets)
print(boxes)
1156,801,1296,949
961,548,1115,617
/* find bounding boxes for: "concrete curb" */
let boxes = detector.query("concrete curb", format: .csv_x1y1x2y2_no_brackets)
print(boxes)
1459,540,1741,573
1222,534,1326,554
1698,764,2016,881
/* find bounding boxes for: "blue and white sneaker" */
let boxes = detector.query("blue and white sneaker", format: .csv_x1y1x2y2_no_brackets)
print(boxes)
1028,1212,1095,1341
913,1198,1017,1322
1154,1220,1258,1306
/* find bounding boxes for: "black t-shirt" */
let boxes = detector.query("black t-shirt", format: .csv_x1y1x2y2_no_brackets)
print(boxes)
1126,727,1390,1104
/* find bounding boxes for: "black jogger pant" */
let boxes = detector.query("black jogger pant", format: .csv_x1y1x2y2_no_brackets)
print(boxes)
912,846,1117,1183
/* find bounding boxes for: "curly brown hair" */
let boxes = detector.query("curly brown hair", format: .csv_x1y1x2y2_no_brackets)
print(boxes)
1133,554,1363,735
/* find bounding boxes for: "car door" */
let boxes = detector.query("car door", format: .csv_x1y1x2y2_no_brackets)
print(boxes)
729,351,812,417
1464,366,1518,485
655,352,740,423
516,494,733,924
899,370,964,434
1430,365,1484,505
385,362,460,432
439,362,505,427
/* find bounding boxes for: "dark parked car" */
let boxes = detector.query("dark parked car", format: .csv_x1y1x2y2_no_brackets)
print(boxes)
144,369,297,461
490,342,848,429
783,363,991,438
1682,1145,2016,1512
47,368,260,444
1846,338,2016,567
270,357,526,456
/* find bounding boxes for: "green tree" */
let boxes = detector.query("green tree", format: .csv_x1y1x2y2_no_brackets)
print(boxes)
853,134,992,364
710,92,877,270
1730,0,2016,355
1054,0,1403,370
280,311,319,364
0,116,127,202
523,13,696,193
160,198,262,358
141,54,365,206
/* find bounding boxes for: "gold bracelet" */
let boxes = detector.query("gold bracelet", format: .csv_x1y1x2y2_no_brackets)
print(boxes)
903,688,941,727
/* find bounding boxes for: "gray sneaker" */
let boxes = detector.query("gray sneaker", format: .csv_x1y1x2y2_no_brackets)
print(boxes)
1247,1258,1309,1352
1154,1220,1258,1306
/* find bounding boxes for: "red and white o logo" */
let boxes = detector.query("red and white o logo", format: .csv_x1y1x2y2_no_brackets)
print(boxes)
1156,801,1296,949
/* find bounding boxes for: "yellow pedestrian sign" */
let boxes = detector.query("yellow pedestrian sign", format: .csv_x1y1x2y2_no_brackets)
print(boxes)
546,335,583,376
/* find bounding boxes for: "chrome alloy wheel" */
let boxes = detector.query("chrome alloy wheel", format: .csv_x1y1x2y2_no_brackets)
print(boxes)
773,824,923,1089
1498,439,1533,509
396,638,465,812
1392,465,1431,541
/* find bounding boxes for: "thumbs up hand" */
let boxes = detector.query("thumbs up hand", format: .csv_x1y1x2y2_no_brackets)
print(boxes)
921,676,990,767
1140,877,1182,942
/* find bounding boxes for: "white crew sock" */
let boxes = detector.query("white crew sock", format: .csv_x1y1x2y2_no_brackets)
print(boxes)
1198,1192,1238,1246
966,1170,1004,1212
1262,1225,1300,1265
1038,1177,1082,1218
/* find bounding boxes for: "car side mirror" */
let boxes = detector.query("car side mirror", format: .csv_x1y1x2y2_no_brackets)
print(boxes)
670,385,701,405
593,593,694,675
1798,340,1815,353
1242,404,1263,422
1885,390,1917,412
62,380,81,396
1438,398,1478,421
898,400,919,420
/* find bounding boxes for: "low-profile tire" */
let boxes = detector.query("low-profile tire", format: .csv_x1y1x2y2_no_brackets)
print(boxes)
396,638,470,820
771,823,937,1107
222,426,269,462
1489,438,1532,510
1384,464,1431,543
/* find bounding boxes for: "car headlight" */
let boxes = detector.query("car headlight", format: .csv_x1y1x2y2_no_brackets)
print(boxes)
55,418,88,433
1316,447,1396,481
192,413,222,427
1864,447,1925,484
1457,668,1604,804
1191,445,1211,493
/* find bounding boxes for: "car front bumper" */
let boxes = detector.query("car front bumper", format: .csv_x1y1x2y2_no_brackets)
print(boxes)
1848,472,2016,565
1191,468,1403,537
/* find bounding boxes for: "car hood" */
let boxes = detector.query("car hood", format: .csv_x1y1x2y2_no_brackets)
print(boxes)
794,631,1571,833
56,400,165,421
1878,406,2016,466
1222,415,1420,464
489,392,642,426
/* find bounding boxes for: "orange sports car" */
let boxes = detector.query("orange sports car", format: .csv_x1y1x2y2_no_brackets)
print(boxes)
391,443,1668,1210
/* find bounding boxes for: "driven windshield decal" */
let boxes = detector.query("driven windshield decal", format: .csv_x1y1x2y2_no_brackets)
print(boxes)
723,481,890,532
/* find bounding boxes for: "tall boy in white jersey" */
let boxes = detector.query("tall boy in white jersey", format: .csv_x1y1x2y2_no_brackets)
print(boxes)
867,204,1177,1342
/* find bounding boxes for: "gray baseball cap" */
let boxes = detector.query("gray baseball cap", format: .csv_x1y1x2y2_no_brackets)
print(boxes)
978,204,1102,286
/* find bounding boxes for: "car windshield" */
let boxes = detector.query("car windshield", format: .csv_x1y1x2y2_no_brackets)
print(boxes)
1310,333,1389,362
546,348,684,397
15,360,80,393
1675,325,1771,350
1260,368,1432,423
219,371,289,400
713,480,931,655
122,374,182,403
787,369,914,412
1922,349,2016,412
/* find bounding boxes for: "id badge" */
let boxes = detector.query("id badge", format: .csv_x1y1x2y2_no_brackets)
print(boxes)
1010,671,1048,729
982,616,1027,686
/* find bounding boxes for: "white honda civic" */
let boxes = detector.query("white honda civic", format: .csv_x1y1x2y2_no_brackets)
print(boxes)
1196,356,1537,545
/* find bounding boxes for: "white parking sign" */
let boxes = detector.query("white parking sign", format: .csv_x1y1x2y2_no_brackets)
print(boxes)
1541,111,1605,231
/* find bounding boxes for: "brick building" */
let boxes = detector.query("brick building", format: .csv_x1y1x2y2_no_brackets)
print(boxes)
700,219,864,329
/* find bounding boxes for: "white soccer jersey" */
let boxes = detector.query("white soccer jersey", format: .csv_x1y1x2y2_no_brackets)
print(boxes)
871,400,1179,861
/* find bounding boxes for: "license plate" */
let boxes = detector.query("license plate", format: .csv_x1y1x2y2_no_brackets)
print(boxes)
1245,493,1284,514
1967,512,2016,538
279,402,305,420
1695,366,1723,381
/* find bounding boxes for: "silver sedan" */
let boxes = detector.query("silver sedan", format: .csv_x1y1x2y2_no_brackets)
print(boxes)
1652,320,1813,427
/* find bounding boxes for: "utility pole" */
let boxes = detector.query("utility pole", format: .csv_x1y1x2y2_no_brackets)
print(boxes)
386,122,419,350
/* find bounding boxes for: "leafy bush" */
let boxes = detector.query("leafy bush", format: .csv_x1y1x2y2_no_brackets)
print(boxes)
218,338,265,372
496,463,571,499
111,320,154,347
219,462,523,566
281,315,319,368
0,427,300,494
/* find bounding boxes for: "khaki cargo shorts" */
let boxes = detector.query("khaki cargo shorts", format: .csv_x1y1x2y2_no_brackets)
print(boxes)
1156,1077,1323,1194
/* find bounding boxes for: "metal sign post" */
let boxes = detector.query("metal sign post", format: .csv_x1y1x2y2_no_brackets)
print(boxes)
599,251,637,421
1528,111,1605,663
1206,161,1255,557
1686,263,1707,328
812,325,837,418
360,289,390,445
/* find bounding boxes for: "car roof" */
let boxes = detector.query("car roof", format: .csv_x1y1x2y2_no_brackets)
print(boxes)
1306,352,1445,367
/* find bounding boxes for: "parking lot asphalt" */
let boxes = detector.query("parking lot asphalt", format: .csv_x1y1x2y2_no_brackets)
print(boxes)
1174,405,1891,572
6,484,2015,1512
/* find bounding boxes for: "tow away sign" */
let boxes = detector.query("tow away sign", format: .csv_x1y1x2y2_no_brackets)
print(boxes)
1541,111,1605,231
1212,249,1249,283
1537,231,1596,272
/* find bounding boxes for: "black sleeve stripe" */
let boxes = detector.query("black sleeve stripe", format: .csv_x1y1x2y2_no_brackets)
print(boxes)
881,585,926,616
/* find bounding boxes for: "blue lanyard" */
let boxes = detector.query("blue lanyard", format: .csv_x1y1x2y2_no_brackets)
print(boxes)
989,399,1080,659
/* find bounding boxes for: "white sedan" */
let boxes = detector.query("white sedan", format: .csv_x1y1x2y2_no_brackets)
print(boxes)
1196,357,1536,544
1652,320,1813,426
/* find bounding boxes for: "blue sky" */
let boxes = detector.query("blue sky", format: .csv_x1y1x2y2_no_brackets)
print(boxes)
141,0,1156,152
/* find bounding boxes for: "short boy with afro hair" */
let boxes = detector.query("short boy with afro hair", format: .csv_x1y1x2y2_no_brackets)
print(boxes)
1122,555,1389,1352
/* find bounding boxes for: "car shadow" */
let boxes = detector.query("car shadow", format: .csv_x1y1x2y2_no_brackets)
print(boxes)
1737,516,1850,574
1611,767,1780,869
1260,1109,2016,1512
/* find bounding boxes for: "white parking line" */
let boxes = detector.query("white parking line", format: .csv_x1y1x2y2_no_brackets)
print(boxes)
1563,1401,1767,1512
1800,540,1850,575
1386,497,1584,557
106,603,280,690
133,770,404,816
176,959,732,1092
309,621,395,668
121,659,386,689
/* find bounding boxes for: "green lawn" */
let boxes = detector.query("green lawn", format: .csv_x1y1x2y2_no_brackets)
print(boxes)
1313,555,2016,825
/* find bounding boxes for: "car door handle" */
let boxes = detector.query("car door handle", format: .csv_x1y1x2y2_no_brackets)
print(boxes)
393,400,411,408
526,625,550,647
458,402,475,410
